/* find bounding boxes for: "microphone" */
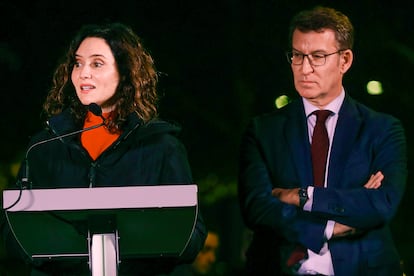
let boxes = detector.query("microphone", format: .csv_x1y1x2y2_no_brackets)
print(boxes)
21,103,105,187
88,102,106,122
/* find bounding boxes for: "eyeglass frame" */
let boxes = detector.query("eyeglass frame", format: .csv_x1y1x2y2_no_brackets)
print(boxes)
285,49,347,66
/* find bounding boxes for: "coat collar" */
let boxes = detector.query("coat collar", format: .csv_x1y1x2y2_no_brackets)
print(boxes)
46,109,181,143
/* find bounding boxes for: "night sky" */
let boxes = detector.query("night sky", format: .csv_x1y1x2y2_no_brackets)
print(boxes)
1,0,413,272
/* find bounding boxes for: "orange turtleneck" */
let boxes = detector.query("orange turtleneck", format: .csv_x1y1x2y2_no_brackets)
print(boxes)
81,111,120,160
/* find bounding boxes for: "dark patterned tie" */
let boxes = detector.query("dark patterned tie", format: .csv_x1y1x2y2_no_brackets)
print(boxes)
311,110,332,187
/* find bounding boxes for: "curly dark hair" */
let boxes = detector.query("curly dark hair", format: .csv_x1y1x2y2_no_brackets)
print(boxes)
288,6,354,51
43,22,158,133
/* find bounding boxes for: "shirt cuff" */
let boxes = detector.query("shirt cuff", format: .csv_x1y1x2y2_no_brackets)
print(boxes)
303,186,313,211
325,220,335,240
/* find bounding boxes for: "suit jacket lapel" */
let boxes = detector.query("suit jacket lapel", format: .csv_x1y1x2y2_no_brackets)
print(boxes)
328,96,362,188
285,100,313,188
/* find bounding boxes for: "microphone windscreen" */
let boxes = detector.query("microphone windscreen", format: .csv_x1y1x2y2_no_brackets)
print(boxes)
88,103,102,117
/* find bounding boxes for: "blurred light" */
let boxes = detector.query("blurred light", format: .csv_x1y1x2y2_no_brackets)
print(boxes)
366,80,383,95
275,95,290,109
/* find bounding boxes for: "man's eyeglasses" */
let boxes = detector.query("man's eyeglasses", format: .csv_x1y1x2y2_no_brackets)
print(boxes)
286,50,345,66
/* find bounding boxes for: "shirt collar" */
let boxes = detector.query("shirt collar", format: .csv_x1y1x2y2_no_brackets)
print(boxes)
303,88,345,117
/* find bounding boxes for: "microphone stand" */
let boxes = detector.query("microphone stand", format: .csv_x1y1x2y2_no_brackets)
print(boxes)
21,123,104,187
4,103,105,210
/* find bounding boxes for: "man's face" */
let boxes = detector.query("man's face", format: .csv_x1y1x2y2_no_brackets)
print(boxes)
290,28,353,108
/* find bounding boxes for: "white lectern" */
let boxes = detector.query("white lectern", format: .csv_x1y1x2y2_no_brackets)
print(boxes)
3,185,198,276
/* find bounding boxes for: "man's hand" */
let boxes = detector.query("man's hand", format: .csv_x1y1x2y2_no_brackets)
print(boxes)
364,171,383,189
272,187,300,206
332,222,357,238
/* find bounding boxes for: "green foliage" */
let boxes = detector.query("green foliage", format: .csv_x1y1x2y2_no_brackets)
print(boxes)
197,173,237,205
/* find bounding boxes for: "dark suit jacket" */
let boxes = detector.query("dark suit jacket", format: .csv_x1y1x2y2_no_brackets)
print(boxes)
238,95,407,276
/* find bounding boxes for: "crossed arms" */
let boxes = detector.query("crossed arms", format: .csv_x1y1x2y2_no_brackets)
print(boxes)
272,171,384,238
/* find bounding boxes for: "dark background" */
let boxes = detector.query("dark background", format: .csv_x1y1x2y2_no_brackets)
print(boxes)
1,0,413,274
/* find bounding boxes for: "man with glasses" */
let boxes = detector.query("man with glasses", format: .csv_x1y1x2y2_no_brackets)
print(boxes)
238,6,406,276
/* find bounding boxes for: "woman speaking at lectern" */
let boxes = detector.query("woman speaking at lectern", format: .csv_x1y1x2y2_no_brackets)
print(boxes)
1,22,206,275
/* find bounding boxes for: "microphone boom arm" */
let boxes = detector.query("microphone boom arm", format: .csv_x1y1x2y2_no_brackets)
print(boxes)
22,122,104,185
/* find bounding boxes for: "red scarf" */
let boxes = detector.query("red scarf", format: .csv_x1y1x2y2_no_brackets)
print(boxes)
81,111,120,160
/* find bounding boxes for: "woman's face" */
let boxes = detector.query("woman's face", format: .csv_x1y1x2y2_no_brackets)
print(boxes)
71,37,120,113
